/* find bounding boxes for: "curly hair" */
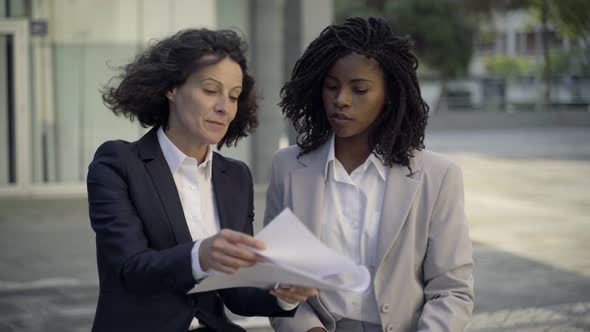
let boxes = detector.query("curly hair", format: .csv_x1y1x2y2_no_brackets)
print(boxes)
280,17,429,170
102,28,258,149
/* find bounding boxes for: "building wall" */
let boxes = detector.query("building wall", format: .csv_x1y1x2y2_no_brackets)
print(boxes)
0,33,9,185
29,0,219,183
1,0,29,185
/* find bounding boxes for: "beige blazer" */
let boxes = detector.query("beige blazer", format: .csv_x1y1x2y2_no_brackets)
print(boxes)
264,143,474,332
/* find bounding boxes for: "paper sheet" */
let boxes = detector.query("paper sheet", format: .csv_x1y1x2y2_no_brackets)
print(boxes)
187,208,370,294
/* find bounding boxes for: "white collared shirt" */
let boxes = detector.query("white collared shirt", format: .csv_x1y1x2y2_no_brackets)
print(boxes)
158,127,218,330
320,135,387,324
157,128,295,330
158,127,219,280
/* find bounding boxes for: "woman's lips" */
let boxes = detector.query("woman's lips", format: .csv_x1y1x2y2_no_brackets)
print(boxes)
330,112,352,120
206,120,226,128
330,113,353,124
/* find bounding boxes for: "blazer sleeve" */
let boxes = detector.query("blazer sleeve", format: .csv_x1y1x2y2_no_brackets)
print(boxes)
417,163,475,332
263,152,283,227
87,141,195,295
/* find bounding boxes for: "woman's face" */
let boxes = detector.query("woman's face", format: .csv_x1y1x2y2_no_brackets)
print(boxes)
322,52,387,142
168,56,243,147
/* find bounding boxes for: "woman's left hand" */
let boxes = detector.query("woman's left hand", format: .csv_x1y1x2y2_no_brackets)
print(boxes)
270,284,318,304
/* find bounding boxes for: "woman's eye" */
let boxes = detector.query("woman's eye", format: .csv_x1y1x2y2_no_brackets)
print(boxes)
229,96,239,102
353,88,368,94
203,89,218,94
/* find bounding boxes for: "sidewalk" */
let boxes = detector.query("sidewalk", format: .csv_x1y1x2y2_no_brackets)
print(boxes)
1,127,588,331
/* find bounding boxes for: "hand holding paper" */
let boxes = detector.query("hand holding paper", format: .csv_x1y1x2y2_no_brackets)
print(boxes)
270,284,318,304
188,209,370,294
198,228,265,274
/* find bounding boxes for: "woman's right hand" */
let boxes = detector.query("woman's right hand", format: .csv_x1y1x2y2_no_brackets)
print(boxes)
199,229,266,274
270,285,318,304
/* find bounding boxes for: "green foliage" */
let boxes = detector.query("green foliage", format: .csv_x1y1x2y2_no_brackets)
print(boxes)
487,49,590,78
334,0,383,22
551,0,590,40
470,0,590,41
479,30,497,45
484,56,537,77
462,0,532,13
546,0,590,41
551,48,590,76
448,0,590,79
386,0,476,78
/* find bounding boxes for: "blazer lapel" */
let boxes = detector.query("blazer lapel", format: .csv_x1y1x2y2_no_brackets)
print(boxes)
211,153,232,230
375,153,422,269
290,143,329,237
138,128,193,244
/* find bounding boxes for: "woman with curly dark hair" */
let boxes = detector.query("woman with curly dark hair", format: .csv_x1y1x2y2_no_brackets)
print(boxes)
87,28,316,332
265,17,474,332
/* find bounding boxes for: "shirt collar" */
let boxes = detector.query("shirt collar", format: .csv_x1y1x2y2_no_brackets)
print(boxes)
324,135,337,179
366,151,387,180
323,134,386,181
157,126,213,180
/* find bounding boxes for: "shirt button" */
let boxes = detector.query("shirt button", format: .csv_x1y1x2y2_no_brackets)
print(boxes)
381,303,390,313
386,324,394,332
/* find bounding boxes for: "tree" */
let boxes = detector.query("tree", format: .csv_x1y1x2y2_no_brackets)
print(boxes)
529,0,590,43
387,0,475,112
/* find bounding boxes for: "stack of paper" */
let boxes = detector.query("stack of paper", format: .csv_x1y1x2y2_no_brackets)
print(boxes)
187,209,370,294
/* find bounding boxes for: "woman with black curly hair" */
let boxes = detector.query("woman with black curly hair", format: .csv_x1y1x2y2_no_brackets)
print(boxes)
265,17,474,332
87,28,316,332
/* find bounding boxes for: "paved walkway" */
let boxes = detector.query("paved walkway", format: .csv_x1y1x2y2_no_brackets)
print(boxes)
1,127,588,331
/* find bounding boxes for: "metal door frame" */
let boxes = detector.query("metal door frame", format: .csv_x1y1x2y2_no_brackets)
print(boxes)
0,19,31,191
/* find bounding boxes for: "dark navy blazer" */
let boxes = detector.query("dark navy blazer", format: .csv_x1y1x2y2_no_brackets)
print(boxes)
87,127,294,332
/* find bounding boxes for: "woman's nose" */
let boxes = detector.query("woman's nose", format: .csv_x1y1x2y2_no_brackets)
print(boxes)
214,96,228,113
334,89,351,108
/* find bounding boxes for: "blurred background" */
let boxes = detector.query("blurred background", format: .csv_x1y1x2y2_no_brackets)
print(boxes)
0,0,588,331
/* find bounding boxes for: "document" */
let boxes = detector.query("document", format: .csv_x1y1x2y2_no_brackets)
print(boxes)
187,208,371,294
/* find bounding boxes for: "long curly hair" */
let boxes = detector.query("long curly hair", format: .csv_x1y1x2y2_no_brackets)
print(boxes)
281,17,429,169
102,28,258,149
